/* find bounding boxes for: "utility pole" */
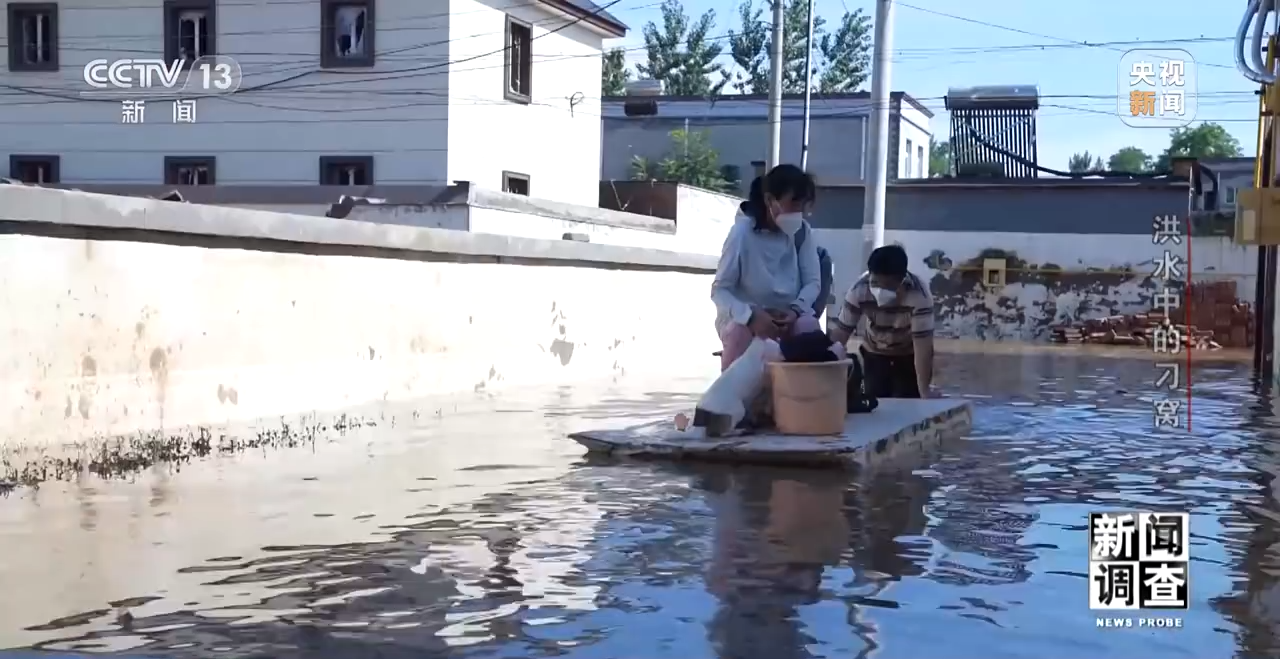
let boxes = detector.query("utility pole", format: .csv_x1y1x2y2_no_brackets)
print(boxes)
862,0,894,256
799,0,816,170
767,0,785,168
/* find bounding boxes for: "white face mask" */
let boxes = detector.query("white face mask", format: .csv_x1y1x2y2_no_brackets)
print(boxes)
870,286,897,306
776,212,804,236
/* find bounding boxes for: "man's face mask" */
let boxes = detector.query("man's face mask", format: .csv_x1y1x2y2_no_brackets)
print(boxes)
869,277,901,306
870,286,897,306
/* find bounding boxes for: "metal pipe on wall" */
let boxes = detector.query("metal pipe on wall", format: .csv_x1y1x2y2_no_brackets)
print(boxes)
799,0,816,171
767,0,785,168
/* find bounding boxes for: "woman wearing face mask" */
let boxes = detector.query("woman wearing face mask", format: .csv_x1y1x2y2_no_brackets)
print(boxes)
711,164,822,372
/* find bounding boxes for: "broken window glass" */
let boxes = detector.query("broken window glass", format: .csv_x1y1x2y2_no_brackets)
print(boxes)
334,5,367,58
176,10,208,61
19,13,52,64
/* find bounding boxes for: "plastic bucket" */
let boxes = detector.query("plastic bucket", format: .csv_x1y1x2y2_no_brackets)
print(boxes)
767,359,851,436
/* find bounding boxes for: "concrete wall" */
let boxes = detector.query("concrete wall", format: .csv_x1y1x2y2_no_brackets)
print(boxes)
806,182,1255,339
0,185,719,451
601,92,933,185
0,0,614,205
344,185,737,255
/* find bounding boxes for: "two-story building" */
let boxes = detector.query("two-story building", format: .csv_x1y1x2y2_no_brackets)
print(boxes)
601,91,933,190
1,0,625,206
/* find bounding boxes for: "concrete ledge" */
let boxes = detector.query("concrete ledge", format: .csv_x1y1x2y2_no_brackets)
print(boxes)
0,185,716,273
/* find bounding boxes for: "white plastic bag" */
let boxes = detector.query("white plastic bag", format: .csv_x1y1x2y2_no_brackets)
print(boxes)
696,338,783,435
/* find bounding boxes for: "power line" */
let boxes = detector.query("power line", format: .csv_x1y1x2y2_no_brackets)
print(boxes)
895,2,1236,70
0,0,632,104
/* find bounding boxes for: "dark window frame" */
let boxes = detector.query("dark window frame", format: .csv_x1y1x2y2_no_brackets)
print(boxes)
164,156,216,185
502,171,530,196
163,0,217,68
320,0,375,69
503,15,532,103
319,155,374,185
9,154,60,183
7,2,59,72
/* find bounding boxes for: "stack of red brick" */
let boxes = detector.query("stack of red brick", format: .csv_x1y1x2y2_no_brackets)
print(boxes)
1048,281,1254,349
1186,281,1255,349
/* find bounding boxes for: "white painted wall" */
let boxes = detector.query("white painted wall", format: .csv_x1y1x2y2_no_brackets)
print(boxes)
446,0,607,207
898,102,932,179
0,0,610,204
0,185,719,449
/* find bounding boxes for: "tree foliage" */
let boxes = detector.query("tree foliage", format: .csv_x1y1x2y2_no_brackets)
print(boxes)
779,0,825,93
1107,146,1151,174
928,137,951,177
637,0,726,96
601,47,631,96
818,8,871,93
1068,152,1103,174
724,1,768,93
629,128,729,191
705,0,872,95
1153,123,1243,172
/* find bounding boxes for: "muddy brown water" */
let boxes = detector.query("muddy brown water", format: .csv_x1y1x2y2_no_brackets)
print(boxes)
1,348,1278,658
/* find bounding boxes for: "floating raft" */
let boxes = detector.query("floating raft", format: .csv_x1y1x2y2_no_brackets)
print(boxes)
569,398,972,468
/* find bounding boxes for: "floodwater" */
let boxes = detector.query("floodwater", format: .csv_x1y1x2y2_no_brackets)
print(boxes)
1,350,1279,659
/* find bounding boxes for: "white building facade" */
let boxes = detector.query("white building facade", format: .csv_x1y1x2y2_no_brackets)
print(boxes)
602,92,934,189
0,0,625,206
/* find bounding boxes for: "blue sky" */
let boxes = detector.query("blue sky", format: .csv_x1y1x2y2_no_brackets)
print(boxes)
600,0,1260,170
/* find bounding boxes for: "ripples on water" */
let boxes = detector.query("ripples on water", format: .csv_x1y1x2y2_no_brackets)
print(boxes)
3,352,1280,658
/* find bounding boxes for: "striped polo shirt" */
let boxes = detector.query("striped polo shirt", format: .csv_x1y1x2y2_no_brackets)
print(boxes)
831,271,935,356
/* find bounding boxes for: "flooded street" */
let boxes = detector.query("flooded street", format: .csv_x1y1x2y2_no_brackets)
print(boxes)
2,349,1279,658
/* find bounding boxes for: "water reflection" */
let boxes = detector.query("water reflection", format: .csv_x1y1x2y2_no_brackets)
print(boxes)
2,352,1280,658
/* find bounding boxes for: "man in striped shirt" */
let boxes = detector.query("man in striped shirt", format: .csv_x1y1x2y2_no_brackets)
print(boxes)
828,245,936,398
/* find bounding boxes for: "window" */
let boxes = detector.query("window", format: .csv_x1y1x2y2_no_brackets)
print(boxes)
320,156,373,185
9,154,59,183
917,145,925,177
1224,186,1238,207
164,0,215,65
165,156,215,185
502,171,530,195
504,16,532,103
321,0,374,68
7,3,58,72
904,139,914,178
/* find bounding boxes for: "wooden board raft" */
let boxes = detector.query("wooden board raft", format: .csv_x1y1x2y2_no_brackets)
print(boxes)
569,398,972,468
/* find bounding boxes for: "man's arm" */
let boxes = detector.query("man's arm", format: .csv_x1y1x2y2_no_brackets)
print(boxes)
910,288,937,396
827,284,863,347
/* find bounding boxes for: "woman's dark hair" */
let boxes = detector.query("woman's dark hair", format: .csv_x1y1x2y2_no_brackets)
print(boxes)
740,164,815,231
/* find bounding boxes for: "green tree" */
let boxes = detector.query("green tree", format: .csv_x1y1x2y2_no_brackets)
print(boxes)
780,0,825,93
637,0,726,97
629,128,729,191
723,0,768,94
817,8,872,93
1068,152,1103,173
1153,123,1243,172
722,2,869,95
1107,146,1151,174
601,47,630,96
928,137,951,177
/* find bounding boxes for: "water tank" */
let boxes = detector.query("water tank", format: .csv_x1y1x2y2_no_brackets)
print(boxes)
624,79,663,96
944,85,1040,110
623,79,662,116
